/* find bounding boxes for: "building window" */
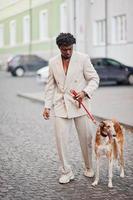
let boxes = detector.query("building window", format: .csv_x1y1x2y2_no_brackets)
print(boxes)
93,19,105,45
60,3,67,32
39,10,48,40
10,20,16,46
112,14,127,43
23,15,30,44
0,24,4,47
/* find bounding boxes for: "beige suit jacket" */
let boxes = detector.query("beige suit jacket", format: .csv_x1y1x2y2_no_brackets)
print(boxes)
44,51,99,118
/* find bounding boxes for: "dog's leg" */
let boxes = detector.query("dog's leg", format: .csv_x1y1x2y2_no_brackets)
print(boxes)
108,157,113,188
119,145,124,178
92,157,99,186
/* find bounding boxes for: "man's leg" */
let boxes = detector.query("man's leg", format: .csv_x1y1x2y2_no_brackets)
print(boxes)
54,117,74,183
74,115,94,177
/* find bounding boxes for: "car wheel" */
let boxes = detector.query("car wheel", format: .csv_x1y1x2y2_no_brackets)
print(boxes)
15,67,25,77
128,74,133,85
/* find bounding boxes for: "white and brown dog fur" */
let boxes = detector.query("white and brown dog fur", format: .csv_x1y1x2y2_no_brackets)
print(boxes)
92,119,124,188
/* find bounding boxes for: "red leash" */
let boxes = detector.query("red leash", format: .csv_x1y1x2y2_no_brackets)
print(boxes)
70,89,97,125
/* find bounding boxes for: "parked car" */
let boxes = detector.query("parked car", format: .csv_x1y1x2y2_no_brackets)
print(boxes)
91,58,133,85
36,57,133,85
7,54,48,77
36,66,49,83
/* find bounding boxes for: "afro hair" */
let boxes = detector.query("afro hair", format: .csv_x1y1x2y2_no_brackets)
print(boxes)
56,33,76,47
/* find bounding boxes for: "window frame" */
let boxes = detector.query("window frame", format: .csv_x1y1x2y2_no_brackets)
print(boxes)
23,15,30,44
112,14,127,44
93,19,105,46
10,20,16,46
39,9,48,41
0,24,4,47
60,2,67,32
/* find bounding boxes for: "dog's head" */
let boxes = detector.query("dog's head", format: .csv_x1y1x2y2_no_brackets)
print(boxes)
98,120,116,139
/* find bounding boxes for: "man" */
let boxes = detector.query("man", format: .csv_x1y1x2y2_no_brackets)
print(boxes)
43,33,99,184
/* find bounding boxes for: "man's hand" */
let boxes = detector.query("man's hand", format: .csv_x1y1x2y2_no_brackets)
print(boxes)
43,108,50,120
74,91,86,101
72,91,86,108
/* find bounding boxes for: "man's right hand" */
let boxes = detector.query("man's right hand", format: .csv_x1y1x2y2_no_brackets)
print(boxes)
43,108,50,120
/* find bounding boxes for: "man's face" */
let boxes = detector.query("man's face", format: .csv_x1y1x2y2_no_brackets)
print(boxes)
59,45,73,59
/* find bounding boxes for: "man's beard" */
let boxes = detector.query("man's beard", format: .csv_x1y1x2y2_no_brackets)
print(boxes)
61,55,71,60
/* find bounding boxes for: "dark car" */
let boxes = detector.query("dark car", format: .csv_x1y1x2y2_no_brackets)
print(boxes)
91,57,133,85
7,54,48,77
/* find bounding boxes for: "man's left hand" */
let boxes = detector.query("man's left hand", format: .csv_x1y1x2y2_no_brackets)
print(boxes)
74,91,86,101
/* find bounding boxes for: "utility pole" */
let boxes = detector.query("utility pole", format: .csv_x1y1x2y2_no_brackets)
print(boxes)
84,0,92,54
105,0,108,57
73,0,76,40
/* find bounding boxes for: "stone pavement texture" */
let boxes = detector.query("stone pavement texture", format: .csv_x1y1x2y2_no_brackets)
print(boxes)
0,72,133,200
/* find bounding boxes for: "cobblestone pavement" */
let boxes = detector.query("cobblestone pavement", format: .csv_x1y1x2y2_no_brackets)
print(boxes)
0,72,133,200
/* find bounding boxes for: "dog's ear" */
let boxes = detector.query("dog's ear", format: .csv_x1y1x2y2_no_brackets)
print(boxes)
99,121,105,127
96,127,101,135
96,121,104,135
99,121,105,131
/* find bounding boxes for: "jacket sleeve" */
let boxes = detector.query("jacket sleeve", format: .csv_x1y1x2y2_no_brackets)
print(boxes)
44,61,55,109
83,56,100,98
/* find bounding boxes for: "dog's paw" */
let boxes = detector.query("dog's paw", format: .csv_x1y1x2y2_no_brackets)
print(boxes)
108,182,113,188
120,172,124,178
92,180,98,186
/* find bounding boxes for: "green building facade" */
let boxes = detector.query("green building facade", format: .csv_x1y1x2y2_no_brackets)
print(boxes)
0,0,66,68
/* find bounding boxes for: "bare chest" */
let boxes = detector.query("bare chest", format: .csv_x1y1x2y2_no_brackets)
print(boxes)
62,59,70,75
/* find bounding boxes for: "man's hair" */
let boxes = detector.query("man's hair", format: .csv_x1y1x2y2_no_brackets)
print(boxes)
56,33,76,47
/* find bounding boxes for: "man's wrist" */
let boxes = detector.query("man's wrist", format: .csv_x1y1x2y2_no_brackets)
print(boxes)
82,91,90,99
82,91,87,97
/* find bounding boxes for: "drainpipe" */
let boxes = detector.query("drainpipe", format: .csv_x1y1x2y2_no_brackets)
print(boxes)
105,0,108,57
84,0,92,54
29,0,32,55
73,0,76,49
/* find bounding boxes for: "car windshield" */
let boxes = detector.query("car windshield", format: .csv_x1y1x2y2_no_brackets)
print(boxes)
10,56,21,65
91,59,103,67
104,59,121,66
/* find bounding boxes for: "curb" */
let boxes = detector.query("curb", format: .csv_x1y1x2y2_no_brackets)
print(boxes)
17,92,133,132
17,92,44,104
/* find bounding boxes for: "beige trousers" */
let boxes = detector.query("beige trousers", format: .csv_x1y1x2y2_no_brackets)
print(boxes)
54,115,93,174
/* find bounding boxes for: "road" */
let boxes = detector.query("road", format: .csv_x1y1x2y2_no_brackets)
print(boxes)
0,72,133,200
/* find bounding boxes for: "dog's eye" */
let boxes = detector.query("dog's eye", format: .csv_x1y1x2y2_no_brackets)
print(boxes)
107,125,110,128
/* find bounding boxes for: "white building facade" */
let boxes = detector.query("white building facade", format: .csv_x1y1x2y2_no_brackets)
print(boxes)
67,0,133,66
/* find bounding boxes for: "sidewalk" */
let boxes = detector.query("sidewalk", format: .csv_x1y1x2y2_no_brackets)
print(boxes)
17,86,133,129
